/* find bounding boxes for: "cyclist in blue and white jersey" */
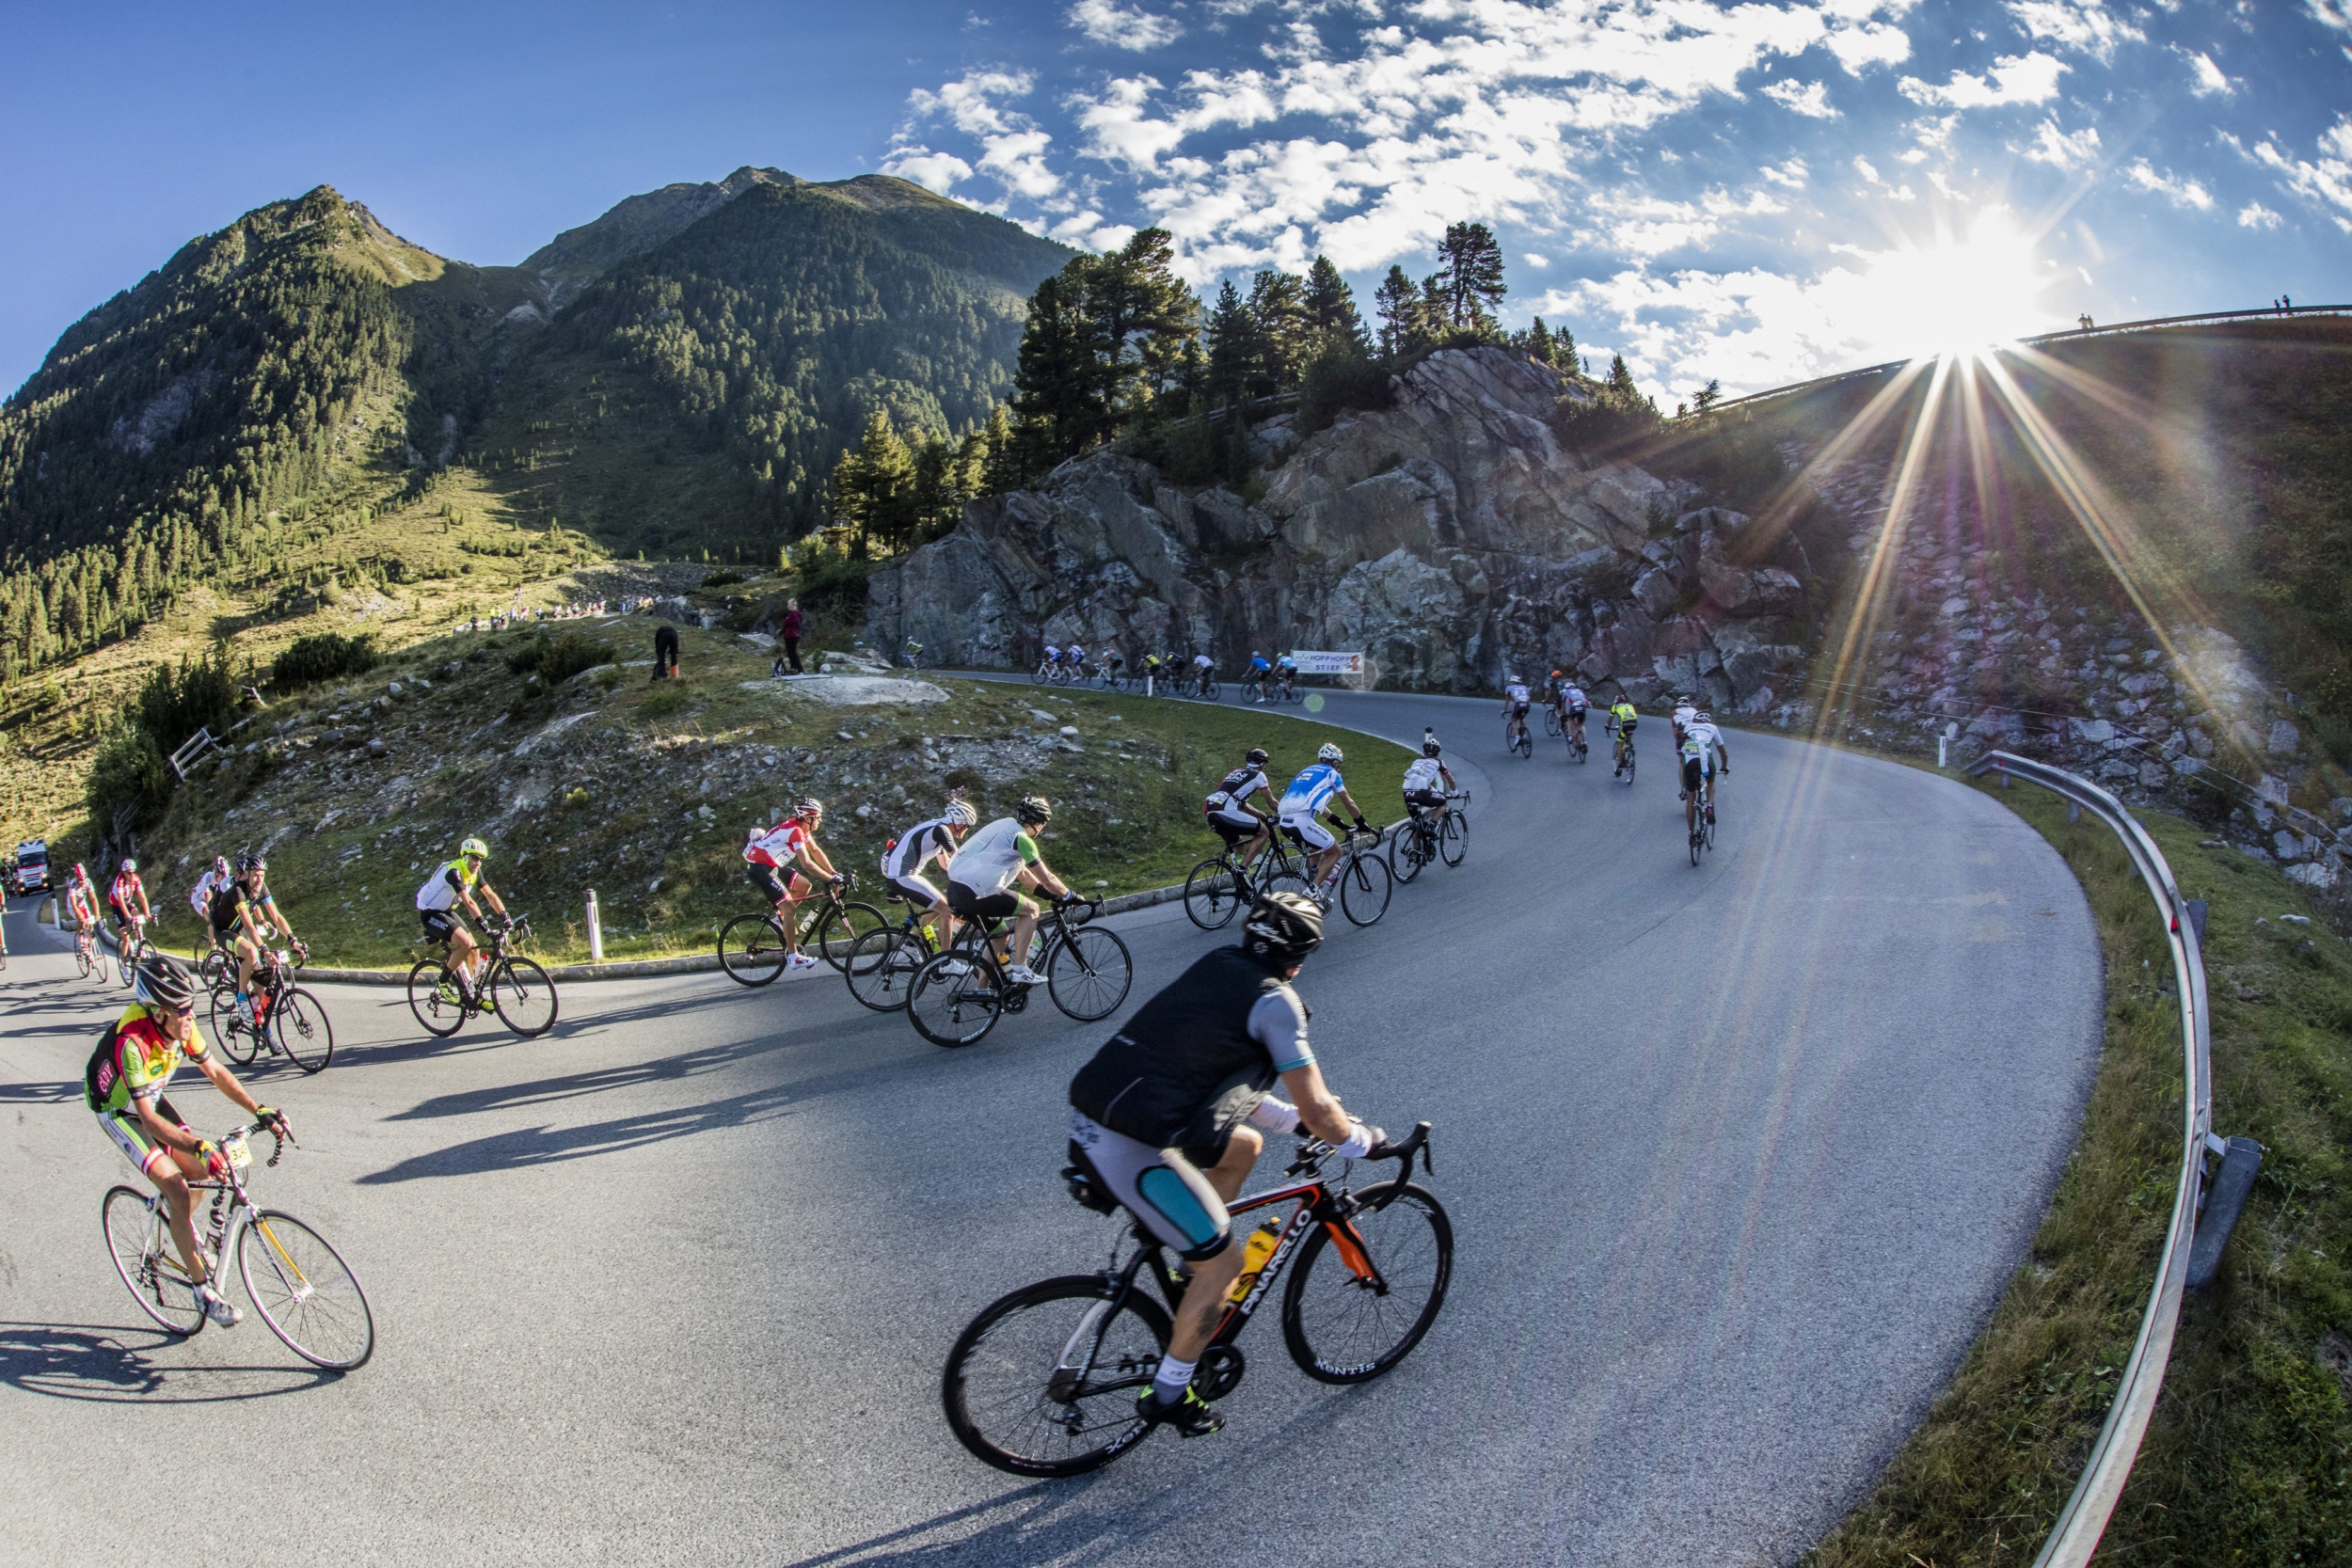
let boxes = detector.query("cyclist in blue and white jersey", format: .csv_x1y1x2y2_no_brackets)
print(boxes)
1502,675,1533,748
1553,673,1590,750
1066,641,1088,677
1244,651,1272,700
1278,744,1371,903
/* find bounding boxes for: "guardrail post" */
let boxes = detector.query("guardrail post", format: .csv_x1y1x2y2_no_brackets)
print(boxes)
586,889,604,963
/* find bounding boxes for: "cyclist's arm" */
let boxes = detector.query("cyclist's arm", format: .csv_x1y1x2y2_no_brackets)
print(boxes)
796,841,841,880
1439,765,1458,788
193,1053,267,1119
1276,1060,1355,1144
135,1090,214,1157
1333,786,1367,822
264,897,295,941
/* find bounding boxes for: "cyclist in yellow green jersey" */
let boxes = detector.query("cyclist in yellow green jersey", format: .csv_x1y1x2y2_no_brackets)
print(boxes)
415,837,509,1000
1609,698,1640,776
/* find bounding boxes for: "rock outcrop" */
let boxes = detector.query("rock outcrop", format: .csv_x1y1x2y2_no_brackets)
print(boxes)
867,349,1816,708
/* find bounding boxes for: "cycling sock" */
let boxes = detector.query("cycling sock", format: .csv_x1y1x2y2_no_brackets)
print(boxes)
1152,1355,1199,1403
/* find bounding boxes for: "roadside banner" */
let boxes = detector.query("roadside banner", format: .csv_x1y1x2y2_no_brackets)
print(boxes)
1286,650,1366,676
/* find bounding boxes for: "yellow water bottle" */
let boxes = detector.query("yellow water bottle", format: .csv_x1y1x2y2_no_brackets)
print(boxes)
1226,1220,1280,1303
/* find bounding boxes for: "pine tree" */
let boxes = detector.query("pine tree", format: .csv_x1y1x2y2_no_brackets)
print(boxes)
1606,354,1642,401
1304,256,1367,347
1246,270,1310,399
1010,268,1111,459
1373,266,1423,358
1206,279,1255,405
1527,318,1554,366
1431,221,1506,333
1089,228,1199,414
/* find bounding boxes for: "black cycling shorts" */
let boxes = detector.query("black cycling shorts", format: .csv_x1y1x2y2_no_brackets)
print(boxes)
1206,812,1261,847
746,863,810,904
1682,756,1705,792
1405,788,1446,810
946,880,1020,922
420,909,459,942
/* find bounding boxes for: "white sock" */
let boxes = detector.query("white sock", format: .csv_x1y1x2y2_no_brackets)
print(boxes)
1152,1355,1198,1403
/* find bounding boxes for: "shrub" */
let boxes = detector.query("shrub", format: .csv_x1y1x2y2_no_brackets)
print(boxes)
1295,338,1394,436
702,568,748,588
505,630,612,684
274,632,378,688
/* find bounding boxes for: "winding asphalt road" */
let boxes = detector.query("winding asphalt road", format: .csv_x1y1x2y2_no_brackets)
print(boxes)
0,688,2101,1566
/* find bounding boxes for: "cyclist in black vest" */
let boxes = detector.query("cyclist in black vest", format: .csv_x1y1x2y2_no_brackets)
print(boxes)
1067,891,1387,1437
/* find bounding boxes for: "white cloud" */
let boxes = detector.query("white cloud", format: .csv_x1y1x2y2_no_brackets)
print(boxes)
1068,0,1183,51
881,148,976,194
1899,51,2067,107
1822,19,1915,73
2250,115,2352,231
1524,252,1550,268
2022,118,2101,168
2308,0,2352,35
2180,49,2233,95
2005,1,2142,64
1762,77,1839,117
1760,157,1810,187
2236,201,2282,230
1853,154,1883,183
2122,159,2215,211
898,70,1066,201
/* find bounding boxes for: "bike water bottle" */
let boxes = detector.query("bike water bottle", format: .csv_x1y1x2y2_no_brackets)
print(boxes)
1226,1220,1280,1303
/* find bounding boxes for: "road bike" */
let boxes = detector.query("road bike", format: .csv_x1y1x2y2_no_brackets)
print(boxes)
905,895,1133,1048
1391,792,1469,882
1684,775,1721,865
1182,829,1280,929
841,891,950,1012
1092,659,1129,692
1266,823,1391,927
74,925,99,980
1275,670,1301,703
102,1119,375,1370
1564,710,1589,764
719,873,886,985
115,913,156,986
943,1122,1448,1476
192,935,235,990
1504,709,1534,759
406,914,559,1039
207,942,331,1074
1240,673,1269,704
1609,720,1638,784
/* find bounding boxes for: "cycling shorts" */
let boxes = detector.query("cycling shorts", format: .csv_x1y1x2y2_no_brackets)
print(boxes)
1068,1112,1232,1261
420,909,462,943
1508,701,1530,718
1567,705,1587,722
1404,788,1446,810
96,1095,187,1179
1281,814,1336,852
1682,756,1705,792
1206,807,1263,845
746,863,812,905
946,880,1021,923
885,873,943,911
110,903,136,929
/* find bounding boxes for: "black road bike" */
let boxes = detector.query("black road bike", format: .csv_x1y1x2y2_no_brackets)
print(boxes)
207,942,332,1074
1265,823,1391,927
842,892,950,1013
406,915,559,1039
943,1123,1449,1476
1180,823,1309,929
720,873,886,985
905,896,1133,1048
1505,712,1534,759
1391,792,1469,882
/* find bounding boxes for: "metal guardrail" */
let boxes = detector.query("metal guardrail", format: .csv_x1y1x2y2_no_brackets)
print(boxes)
1966,751,2214,1567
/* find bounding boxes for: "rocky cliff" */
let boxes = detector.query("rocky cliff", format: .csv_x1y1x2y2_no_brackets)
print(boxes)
866,348,1818,710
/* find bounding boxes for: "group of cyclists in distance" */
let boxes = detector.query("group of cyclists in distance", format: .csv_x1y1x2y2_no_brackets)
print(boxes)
1036,641,1303,703
1496,671,1731,833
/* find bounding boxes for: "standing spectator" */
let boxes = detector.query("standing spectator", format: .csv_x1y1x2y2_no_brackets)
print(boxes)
653,621,680,682
782,599,804,673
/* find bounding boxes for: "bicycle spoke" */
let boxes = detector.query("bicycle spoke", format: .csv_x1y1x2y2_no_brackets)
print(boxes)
490,958,560,1037
1282,1184,1453,1383
239,1210,375,1370
944,1276,1168,1477
103,1186,204,1335
1047,927,1132,1021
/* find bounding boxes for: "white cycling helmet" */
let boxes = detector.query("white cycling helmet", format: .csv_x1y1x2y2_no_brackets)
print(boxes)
1317,742,1343,764
944,799,978,827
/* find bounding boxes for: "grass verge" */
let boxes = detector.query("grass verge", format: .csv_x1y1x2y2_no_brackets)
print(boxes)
1804,777,2352,1566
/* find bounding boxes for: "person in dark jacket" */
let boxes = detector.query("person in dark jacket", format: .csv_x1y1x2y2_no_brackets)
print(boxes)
782,599,803,673
652,622,679,681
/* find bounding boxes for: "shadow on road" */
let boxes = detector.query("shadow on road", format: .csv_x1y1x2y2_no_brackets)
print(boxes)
0,1321,341,1403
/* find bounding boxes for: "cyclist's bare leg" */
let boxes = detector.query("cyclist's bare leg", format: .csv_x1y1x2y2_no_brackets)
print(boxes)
149,1148,211,1284
1164,1126,1263,1361
771,887,807,955
1007,896,1041,969
235,933,261,994
449,923,482,989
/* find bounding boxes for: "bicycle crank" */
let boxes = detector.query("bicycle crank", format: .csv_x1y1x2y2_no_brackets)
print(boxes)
1196,1345,1247,1401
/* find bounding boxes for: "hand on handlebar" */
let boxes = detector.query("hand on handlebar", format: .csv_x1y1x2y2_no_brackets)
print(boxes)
196,1139,229,1180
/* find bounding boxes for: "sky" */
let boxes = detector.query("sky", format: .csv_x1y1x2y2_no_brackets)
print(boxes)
4,0,2348,403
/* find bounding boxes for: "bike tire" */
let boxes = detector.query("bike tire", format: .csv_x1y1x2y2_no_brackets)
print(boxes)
1624,750,1637,785
1390,825,1427,884
238,1208,375,1370
718,912,790,987
1438,811,1467,868
1183,857,1248,929
1705,808,1718,850
1047,926,1133,1022
815,901,890,974
209,985,262,1066
942,1274,1173,1478
1543,707,1561,737
1340,849,1392,927
406,958,467,1037
77,947,96,980
489,958,560,1037
908,949,1006,1048
1031,664,1049,686
272,987,335,1073
1281,1181,1453,1384
1690,825,1704,866
846,927,927,1011
1200,678,1220,702
103,1185,205,1337
196,946,232,990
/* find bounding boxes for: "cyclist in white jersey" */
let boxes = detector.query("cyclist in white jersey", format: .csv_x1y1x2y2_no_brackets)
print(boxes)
1067,642,1087,677
1502,676,1533,748
1402,731,1457,818
1203,748,1279,865
1672,697,1697,750
946,797,1074,984
882,798,977,952
1679,712,1730,833
1556,676,1590,750
1278,744,1371,899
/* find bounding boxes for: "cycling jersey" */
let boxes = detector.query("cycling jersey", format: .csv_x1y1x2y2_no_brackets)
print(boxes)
209,880,269,935
1247,657,1270,675
882,816,958,880
85,1004,206,1117
1673,705,1696,732
947,817,1040,897
1068,645,1085,661
1043,645,1061,662
1504,683,1530,706
1611,703,1639,731
110,872,144,910
743,820,811,869
1681,721,1724,773
1193,655,1212,669
1562,686,1588,711
1203,765,1269,813
1279,764,1344,817
188,867,228,916
415,858,483,912
1403,756,1446,793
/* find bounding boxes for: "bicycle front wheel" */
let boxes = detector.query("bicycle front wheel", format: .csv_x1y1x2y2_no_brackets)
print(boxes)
239,1209,375,1370
407,958,467,1037
908,951,1005,1048
77,946,96,979
1282,1181,1453,1383
1340,850,1392,927
1183,857,1247,929
1200,678,1220,702
845,927,925,1011
490,958,560,1037
1047,926,1132,1022
209,986,261,1066
719,913,789,987
943,1275,1171,1478
103,1185,204,1336
1543,706,1561,736
272,988,335,1073
814,901,889,974
1438,811,1467,867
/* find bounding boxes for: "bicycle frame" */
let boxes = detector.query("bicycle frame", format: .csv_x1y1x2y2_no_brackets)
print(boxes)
135,1125,311,1301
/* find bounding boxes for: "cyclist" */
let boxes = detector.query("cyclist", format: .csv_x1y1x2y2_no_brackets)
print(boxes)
108,858,151,950
1609,695,1640,776
1141,650,1165,688
1501,674,1533,749
1191,650,1215,693
882,797,977,954
1041,642,1062,675
1671,693,1697,752
188,854,231,923
1681,710,1731,832
742,801,843,973
414,837,509,998
86,956,290,1329
1403,730,1458,828
945,796,1074,986
1067,891,1385,1436
1557,675,1590,752
1067,641,1089,680
1274,652,1298,694
66,863,103,966
1243,651,1272,701
216,854,303,1027
1278,744,1372,904
1203,748,1279,870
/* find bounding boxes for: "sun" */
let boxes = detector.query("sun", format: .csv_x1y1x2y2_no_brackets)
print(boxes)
1842,209,2058,362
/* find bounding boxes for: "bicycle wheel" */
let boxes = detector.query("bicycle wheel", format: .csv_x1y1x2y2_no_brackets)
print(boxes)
1543,706,1560,737
103,1185,205,1336
1438,811,1467,867
238,1209,375,1370
406,958,467,1037
1201,678,1220,702
1622,748,1637,784
1282,1182,1453,1383
1339,849,1392,927
1047,926,1133,1022
271,988,335,1073
719,912,790,987
1031,663,1049,686
1690,823,1704,866
489,958,560,1037
1704,806,1718,851
813,900,889,974
1183,857,1248,929
77,946,95,980
943,1274,1172,1478
846,927,926,1011
1390,824,1427,884
210,982,263,1066
908,950,1006,1048
197,946,231,990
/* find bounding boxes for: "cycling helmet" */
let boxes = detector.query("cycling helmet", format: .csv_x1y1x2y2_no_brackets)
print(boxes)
120,858,137,873
1694,710,1713,723
134,956,195,1012
460,836,490,860
1550,669,1562,679
1243,891,1325,968
1317,742,1343,764
1246,748,1269,767
1016,795,1053,827
238,852,266,874
795,798,825,821
1422,729,1443,758
944,799,978,828
212,855,230,876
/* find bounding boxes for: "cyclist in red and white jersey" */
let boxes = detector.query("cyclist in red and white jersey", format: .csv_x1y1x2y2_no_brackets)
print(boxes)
108,859,151,943
745,799,843,972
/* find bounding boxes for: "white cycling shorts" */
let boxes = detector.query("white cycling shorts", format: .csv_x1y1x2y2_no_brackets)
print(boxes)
1280,813,1336,852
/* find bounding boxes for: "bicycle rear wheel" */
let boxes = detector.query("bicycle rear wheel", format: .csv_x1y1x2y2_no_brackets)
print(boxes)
103,1185,205,1336
238,1209,374,1370
719,912,789,987
209,986,262,1066
77,946,96,980
1047,926,1132,1021
1200,678,1220,702
943,1275,1172,1478
909,950,1006,1048
814,900,889,974
1183,857,1248,929
407,958,466,1037
1339,849,1391,926
272,987,335,1073
1689,824,1704,866
1543,706,1560,736
1282,1181,1453,1383
1438,812,1467,868
846,927,926,1011
1390,825,1426,884
489,958,560,1037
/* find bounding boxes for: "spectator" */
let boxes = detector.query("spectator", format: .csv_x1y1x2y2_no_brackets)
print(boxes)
653,622,680,682
782,599,804,674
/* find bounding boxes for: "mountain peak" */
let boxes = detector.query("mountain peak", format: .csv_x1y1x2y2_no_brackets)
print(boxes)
518,166,803,299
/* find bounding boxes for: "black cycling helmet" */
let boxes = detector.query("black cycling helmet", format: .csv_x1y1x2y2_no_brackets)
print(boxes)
1243,890,1324,969
134,956,195,1012
1016,795,1053,827
238,851,266,874
1246,748,1269,767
